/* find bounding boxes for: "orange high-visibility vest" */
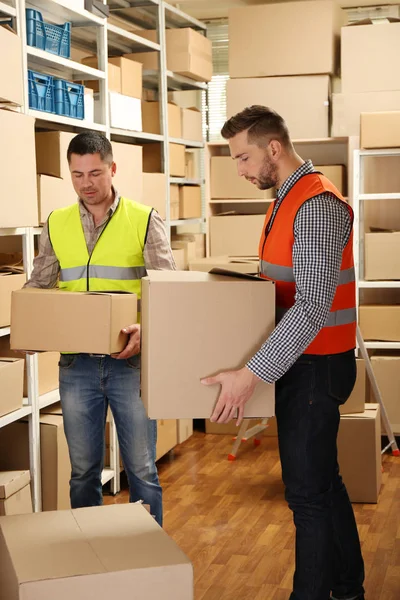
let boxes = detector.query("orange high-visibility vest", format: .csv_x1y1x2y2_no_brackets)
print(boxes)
259,172,356,355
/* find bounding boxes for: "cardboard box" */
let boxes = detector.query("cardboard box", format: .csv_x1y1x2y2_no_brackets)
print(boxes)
359,305,400,342
340,359,365,415
185,151,198,180
156,419,178,460
37,174,75,224
136,28,212,82
189,256,259,275
0,470,32,516
0,26,23,105
0,358,24,418
81,56,121,93
109,56,142,99
179,185,201,219
227,76,330,140
172,248,186,270
314,165,346,195
143,143,185,177
141,270,275,419
171,240,197,270
142,101,181,138
371,355,400,434
142,173,167,220
229,1,344,78
365,231,400,281
0,415,70,511
0,503,193,597
210,214,266,257
341,21,400,93
332,91,400,138
337,405,381,503
0,273,26,327
112,142,143,202
172,233,205,259
0,111,38,227
105,92,142,131
182,107,203,141
360,112,400,149
84,87,94,123
177,419,193,444
211,156,275,200
35,131,75,179
170,184,180,220
11,289,137,354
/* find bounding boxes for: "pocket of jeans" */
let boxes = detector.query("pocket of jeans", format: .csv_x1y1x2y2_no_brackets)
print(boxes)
126,354,141,369
58,354,77,369
327,352,357,404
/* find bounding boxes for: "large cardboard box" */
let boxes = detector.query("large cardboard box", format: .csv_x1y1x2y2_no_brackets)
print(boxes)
35,131,75,179
179,185,201,219
341,21,400,93
227,76,330,140
111,142,143,202
0,504,193,598
11,289,137,354
359,305,400,342
177,419,193,444
109,56,142,98
0,26,24,105
0,358,24,418
141,270,275,419
210,214,265,257
0,470,32,516
182,107,203,142
371,355,400,434
156,419,178,461
1,111,38,227
211,156,274,200
364,231,400,281
314,165,346,195
360,112,400,149
0,272,26,327
135,28,212,82
332,91,400,138
106,92,142,131
143,143,185,177
37,174,75,224
189,256,259,275
337,405,381,503
142,101,181,138
229,1,344,78
142,173,167,220
81,56,121,93
0,415,70,511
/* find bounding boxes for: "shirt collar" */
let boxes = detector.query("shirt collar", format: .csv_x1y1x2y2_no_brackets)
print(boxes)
276,160,315,202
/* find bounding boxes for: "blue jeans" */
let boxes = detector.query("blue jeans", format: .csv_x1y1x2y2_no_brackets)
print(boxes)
59,353,162,525
276,350,365,600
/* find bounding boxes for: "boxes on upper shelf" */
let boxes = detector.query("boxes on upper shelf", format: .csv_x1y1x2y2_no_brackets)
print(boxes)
0,272,26,327
81,56,121,94
35,131,75,179
341,20,400,94
332,91,400,137
360,112,400,149
211,156,275,200
0,470,32,516
181,107,203,141
111,142,143,202
0,358,24,419
314,165,346,195
359,305,400,342
141,270,275,419
210,214,266,257
141,101,181,138
37,174,75,224
229,1,344,78
98,92,142,132
364,231,400,281
179,185,202,219
143,143,185,177
370,355,400,434
142,173,167,220
0,25,24,105
227,76,330,140
82,56,142,99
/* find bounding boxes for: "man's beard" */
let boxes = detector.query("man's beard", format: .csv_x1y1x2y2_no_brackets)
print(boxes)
257,160,278,190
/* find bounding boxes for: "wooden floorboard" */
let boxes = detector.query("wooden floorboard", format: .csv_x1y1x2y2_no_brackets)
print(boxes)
104,431,400,599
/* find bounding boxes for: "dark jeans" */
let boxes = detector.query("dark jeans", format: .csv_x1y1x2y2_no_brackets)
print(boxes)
276,350,365,600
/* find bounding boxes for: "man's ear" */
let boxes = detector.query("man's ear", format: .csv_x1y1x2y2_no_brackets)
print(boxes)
269,140,282,162
111,161,117,177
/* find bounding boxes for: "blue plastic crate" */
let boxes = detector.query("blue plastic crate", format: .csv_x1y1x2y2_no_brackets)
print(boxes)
26,9,71,59
54,79,85,120
28,70,55,113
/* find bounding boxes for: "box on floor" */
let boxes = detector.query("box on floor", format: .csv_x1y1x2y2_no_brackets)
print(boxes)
0,110,38,227
156,419,178,461
0,358,24,418
0,25,24,105
340,359,366,415
341,20,400,94
0,415,70,511
211,156,275,200
179,185,201,219
181,107,202,141
370,355,400,434
111,141,143,202
0,504,193,599
209,214,265,257
229,1,344,78
177,419,193,444
0,272,26,327
142,101,181,138
364,231,400,281
332,90,400,137
189,256,259,275
226,76,330,140
143,143,185,177
359,305,400,342
142,173,167,220
37,174,75,224
0,470,32,516
337,404,381,503
141,270,275,419
314,165,346,195
360,112,400,149
11,289,138,354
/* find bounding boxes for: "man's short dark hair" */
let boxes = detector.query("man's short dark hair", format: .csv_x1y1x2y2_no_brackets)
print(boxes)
221,105,291,148
67,131,113,163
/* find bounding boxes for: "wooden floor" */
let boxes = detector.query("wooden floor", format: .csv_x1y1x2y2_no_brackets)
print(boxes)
104,431,400,599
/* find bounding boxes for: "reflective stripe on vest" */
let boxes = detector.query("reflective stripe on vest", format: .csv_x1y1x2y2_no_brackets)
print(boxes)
59,265,147,283
277,306,357,327
260,260,356,286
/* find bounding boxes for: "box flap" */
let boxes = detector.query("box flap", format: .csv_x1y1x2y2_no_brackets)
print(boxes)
0,470,30,499
341,404,380,419
349,17,400,26
0,358,21,365
209,268,265,281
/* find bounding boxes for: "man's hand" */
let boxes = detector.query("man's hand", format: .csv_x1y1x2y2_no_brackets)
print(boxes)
114,324,140,360
201,366,260,427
